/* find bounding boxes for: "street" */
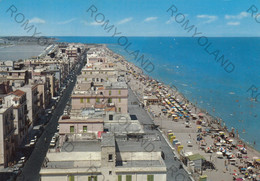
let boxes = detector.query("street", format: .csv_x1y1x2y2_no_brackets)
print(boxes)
16,55,86,181
127,86,192,181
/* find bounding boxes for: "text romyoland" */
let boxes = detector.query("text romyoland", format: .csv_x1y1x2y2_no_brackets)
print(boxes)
167,5,235,73
6,5,52,46
86,5,155,73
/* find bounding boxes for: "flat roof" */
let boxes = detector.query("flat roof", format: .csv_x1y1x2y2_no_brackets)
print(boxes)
116,160,165,168
61,141,101,152
101,133,115,147
116,139,162,152
104,82,127,89
44,160,101,170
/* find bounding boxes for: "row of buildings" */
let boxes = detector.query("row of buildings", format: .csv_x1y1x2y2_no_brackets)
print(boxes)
0,43,86,168
39,46,168,181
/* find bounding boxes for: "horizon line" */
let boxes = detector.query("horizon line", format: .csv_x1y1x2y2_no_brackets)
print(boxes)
1,35,260,38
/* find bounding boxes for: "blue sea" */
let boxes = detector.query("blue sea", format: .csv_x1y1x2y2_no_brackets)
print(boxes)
54,36,260,151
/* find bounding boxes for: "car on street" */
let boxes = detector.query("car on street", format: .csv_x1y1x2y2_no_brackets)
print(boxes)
30,139,36,146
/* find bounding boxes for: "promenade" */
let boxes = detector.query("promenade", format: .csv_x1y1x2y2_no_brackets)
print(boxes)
117,52,260,181
127,85,193,181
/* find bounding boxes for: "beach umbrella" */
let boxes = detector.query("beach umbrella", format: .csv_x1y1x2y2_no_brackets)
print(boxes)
198,113,204,117
216,142,221,146
247,166,253,170
216,151,222,156
219,147,224,152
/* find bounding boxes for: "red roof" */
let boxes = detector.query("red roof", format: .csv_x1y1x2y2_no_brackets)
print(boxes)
10,89,26,97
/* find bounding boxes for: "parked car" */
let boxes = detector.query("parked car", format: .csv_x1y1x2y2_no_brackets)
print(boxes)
29,139,36,146
50,137,56,147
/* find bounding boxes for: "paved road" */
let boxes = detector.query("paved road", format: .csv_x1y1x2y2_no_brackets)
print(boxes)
127,86,193,181
16,56,86,181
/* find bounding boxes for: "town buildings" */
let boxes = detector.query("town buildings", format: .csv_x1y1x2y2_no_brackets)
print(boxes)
0,104,15,168
39,47,167,181
0,43,86,168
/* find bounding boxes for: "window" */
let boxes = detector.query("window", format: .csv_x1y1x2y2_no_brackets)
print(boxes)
68,175,74,181
118,175,122,181
80,98,83,103
70,126,74,133
118,107,121,112
108,98,112,103
109,90,111,95
87,98,90,103
126,175,132,181
109,171,112,175
88,176,97,181
85,78,87,81
109,154,113,161
118,90,121,95
83,126,87,132
96,98,100,103
119,98,121,103
109,115,113,120
147,175,154,181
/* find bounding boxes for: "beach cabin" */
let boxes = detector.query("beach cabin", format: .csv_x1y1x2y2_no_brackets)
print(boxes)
183,153,206,173
143,95,159,106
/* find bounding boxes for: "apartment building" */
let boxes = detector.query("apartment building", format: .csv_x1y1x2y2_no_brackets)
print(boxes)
20,84,40,127
0,105,16,168
4,90,28,147
71,81,128,113
40,133,167,181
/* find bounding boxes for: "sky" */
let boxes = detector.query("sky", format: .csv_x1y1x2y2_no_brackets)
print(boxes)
0,0,260,37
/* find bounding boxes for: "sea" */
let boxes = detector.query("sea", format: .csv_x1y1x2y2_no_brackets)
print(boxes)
54,36,260,151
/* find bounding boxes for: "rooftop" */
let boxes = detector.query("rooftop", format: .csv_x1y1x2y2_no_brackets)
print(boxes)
61,141,101,152
103,82,127,89
101,133,115,147
9,89,25,97
116,138,162,152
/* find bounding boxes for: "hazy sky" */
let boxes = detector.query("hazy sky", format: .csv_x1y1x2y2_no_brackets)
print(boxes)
0,0,259,37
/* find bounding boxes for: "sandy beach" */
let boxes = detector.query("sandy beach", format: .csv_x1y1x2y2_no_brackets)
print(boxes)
107,45,260,181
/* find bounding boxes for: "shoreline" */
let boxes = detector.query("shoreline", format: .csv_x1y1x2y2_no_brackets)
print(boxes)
106,45,260,154
105,44,260,180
